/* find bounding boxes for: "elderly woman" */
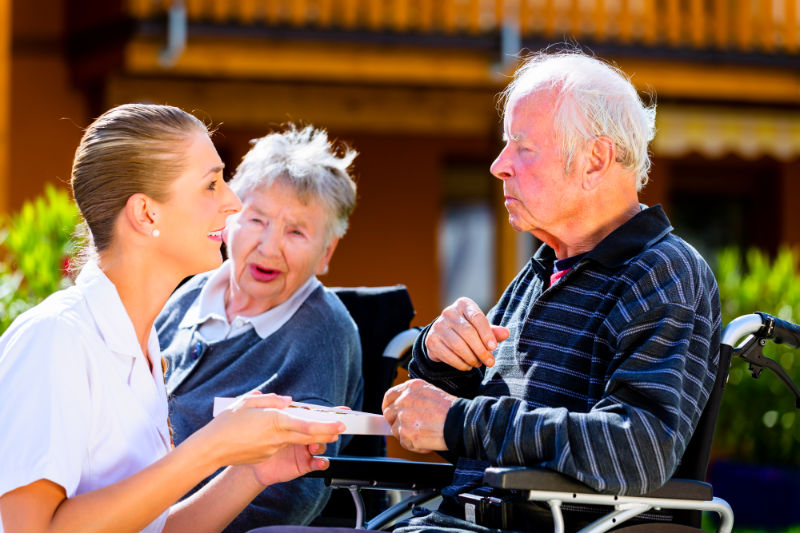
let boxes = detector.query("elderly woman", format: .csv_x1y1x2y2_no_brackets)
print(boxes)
155,124,362,531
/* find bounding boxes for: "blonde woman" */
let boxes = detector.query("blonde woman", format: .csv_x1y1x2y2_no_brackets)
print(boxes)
0,104,344,533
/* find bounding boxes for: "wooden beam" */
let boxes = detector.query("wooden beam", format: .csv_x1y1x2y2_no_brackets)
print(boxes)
468,0,481,34
593,0,607,42
666,0,681,46
642,0,657,45
713,0,728,49
617,59,800,104
124,37,497,87
105,76,499,136
393,0,409,32
759,0,773,51
786,0,798,52
442,0,457,34
543,0,556,37
123,37,800,105
689,0,705,48
618,0,632,43
131,0,799,52
737,0,753,50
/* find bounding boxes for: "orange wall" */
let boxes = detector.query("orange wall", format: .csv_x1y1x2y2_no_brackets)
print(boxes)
0,0,8,214
8,0,88,212
216,127,496,327
323,132,443,326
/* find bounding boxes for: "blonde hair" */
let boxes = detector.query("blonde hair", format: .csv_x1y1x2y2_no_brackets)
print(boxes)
71,103,209,254
70,103,209,440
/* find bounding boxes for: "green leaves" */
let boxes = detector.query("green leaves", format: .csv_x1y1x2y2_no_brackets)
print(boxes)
715,246,800,467
0,185,81,332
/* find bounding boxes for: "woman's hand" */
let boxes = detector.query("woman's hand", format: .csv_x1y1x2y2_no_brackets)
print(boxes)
248,442,329,486
192,393,345,469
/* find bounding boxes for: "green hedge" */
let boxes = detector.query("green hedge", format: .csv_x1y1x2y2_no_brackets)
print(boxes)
714,246,800,467
0,185,80,333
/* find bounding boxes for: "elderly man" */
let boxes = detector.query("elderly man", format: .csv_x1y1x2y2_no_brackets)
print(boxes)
381,49,720,532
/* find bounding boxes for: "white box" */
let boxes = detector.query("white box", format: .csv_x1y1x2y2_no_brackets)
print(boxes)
213,397,392,436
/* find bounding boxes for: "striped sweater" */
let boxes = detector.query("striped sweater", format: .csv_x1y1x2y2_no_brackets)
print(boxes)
410,205,721,500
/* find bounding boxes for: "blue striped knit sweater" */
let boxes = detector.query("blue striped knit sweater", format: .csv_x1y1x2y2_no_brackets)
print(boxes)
410,205,721,500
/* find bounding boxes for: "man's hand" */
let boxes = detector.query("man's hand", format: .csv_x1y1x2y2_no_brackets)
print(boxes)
382,379,457,454
426,297,510,370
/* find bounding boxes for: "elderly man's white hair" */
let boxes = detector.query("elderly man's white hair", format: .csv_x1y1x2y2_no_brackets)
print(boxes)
499,50,656,191
230,124,358,240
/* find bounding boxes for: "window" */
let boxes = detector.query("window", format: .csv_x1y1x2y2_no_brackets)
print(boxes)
439,164,497,311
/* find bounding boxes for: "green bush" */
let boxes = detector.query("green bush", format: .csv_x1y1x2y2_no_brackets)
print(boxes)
714,246,800,467
0,185,81,333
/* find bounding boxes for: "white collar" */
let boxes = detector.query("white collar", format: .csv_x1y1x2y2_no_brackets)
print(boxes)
77,261,161,366
179,260,321,339
76,261,169,450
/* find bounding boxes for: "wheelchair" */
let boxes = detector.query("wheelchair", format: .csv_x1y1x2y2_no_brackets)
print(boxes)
312,285,421,526
309,311,800,533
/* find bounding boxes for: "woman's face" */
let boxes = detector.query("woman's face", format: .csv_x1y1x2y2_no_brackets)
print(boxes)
156,131,241,278
224,181,338,316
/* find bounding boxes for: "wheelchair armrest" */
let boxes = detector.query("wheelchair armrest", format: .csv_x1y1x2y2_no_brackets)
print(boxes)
306,455,455,490
484,466,597,492
484,466,714,501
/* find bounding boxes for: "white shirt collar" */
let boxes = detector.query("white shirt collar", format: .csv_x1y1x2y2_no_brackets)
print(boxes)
180,260,321,341
75,261,169,448
77,261,161,367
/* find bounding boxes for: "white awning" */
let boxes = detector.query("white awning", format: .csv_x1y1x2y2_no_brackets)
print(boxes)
653,104,800,161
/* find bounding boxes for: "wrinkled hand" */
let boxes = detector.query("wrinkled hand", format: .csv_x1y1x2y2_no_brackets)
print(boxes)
382,379,456,454
249,442,329,486
426,297,510,371
200,393,344,468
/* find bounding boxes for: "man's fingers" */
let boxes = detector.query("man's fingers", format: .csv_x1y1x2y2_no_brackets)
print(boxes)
428,297,498,369
492,325,511,342
382,383,404,412
457,299,496,351
430,330,481,369
450,321,497,368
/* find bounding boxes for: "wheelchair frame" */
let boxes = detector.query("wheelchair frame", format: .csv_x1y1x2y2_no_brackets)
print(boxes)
312,311,800,532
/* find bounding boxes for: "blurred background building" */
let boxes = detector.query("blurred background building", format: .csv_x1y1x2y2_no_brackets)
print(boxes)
0,0,798,327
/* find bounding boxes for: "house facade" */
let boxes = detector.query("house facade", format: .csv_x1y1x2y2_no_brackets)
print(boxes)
1,0,799,325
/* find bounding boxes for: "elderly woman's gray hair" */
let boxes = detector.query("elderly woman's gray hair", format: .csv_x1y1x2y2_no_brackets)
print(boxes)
230,124,357,239
499,49,656,191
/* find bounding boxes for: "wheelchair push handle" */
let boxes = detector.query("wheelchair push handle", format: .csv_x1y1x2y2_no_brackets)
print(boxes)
756,312,800,349
721,312,800,348
722,312,800,409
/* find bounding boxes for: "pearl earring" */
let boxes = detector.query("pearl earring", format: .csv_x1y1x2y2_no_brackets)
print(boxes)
152,229,160,238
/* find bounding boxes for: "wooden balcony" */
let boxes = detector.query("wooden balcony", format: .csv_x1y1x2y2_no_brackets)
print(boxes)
127,0,799,55
109,0,800,139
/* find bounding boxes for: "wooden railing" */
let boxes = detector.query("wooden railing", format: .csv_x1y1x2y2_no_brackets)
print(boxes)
127,0,800,53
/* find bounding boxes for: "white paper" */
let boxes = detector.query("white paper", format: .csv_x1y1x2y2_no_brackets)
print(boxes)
212,397,392,435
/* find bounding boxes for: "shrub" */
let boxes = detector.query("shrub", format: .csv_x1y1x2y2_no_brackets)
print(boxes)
0,185,80,333
714,246,800,467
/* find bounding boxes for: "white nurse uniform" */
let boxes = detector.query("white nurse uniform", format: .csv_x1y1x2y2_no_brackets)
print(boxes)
0,261,171,532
